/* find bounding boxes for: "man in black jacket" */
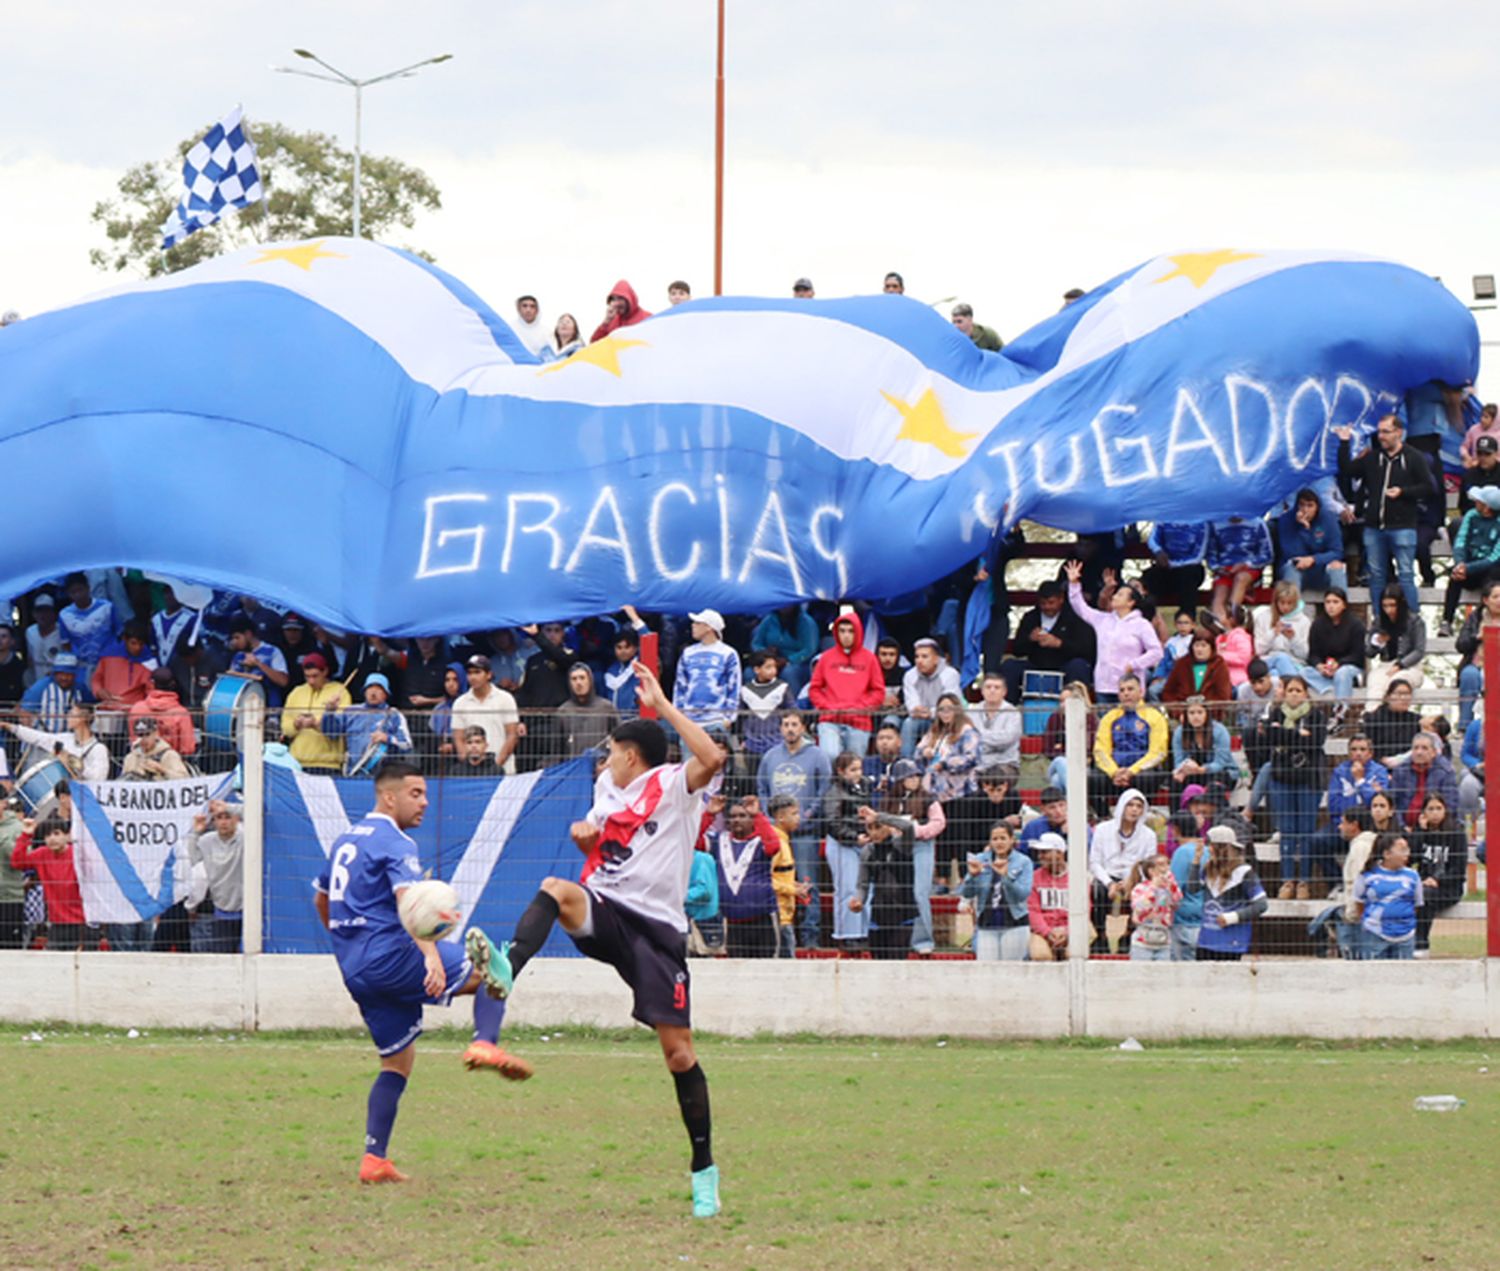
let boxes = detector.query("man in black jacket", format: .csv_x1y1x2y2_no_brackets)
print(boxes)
1336,415,1434,613
999,580,1096,704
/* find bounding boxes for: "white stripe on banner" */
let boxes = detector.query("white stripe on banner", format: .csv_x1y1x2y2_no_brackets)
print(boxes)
293,772,352,859
442,768,544,943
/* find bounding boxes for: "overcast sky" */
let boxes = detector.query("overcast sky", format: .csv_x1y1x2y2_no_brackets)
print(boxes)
4,0,1498,385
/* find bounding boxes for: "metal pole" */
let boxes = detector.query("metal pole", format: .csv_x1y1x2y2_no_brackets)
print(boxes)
352,82,363,239
1064,694,1090,1036
713,0,725,295
1485,626,1499,957
242,692,266,957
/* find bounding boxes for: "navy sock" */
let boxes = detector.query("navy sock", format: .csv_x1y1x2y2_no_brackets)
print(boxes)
364,1070,407,1159
473,987,506,1044
672,1063,714,1172
508,889,561,979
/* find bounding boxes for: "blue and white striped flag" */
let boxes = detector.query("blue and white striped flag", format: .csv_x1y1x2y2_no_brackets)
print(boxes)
160,106,263,250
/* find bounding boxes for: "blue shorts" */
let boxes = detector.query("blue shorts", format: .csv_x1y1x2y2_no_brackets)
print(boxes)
342,940,473,1056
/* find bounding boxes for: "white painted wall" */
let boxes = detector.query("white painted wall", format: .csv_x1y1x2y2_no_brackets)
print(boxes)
3,953,1496,1041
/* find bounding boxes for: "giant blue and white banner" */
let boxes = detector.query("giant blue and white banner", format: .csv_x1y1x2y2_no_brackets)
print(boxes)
263,761,592,955
0,239,1478,631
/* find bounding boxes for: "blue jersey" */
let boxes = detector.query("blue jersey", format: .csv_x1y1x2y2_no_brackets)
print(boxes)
315,812,425,982
1355,866,1422,942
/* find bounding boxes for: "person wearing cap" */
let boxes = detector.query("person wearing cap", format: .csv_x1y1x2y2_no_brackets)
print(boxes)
322,673,414,772
130,667,197,758
1441,485,1500,636
792,278,814,298
23,592,64,688
229,617,290,708
280,653,353,771
1027,832,1076,960
673,610,741,733
452,654,521,774
18,651,92,732
950,303,1002,352
1189,823,1268,961
1017,784,1084,856
276,613,331,693
899,638,961,757
1274,486,1348,594
122,716,189,781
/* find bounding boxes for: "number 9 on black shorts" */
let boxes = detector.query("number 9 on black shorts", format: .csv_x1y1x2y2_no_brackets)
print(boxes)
571,890,692,1029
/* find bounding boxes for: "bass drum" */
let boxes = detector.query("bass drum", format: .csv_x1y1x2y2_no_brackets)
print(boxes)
202,675,266,754
16,756,70,815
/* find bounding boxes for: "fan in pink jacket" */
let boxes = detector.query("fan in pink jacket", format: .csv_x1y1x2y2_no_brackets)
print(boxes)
1064,561,1162,700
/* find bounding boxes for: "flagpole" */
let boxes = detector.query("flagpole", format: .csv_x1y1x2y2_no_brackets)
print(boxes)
713,0,726,296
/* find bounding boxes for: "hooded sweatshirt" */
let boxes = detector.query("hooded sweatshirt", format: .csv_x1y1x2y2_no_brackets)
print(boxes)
808,612,885,730
129,687,198,757
590,280,653,343
1087,788,1158,886
557,665,620,756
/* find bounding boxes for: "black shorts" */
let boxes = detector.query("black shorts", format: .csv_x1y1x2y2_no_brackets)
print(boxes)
572,890,691,1029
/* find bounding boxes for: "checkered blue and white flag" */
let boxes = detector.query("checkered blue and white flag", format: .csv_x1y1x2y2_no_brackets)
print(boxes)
160,106,264,250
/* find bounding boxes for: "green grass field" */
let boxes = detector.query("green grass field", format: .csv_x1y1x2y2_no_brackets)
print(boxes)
3,1027,1498,1270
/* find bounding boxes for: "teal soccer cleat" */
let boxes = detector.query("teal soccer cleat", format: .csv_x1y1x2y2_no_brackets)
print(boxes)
465,927,515,1000
691,1164,721,1219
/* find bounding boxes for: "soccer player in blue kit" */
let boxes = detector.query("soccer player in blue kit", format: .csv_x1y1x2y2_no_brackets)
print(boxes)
465,661,727,1217
314,758,531,1184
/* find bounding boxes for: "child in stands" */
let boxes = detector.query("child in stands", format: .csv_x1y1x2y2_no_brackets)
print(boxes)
10,816,87,950
1127,853,1181,962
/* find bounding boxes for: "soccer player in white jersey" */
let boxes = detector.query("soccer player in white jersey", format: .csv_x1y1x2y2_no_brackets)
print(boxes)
314,759,532,1185
466,661,726,1217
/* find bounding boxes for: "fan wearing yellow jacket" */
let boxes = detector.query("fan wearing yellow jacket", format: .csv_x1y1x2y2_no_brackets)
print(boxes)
1087,673,1169,817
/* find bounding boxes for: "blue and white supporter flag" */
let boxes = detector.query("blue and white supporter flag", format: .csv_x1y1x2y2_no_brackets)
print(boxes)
160,106,263,249
0,240,1480,632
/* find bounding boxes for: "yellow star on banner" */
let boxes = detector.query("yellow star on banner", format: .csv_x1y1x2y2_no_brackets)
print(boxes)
538,336,648,378
1153,249,1261,288
248,241,347,271
882,387,977,459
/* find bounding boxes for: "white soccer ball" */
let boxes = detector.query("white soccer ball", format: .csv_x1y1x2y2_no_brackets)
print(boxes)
398,879,462,941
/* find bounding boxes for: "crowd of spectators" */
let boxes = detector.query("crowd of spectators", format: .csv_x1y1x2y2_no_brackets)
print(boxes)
0,286,1491,960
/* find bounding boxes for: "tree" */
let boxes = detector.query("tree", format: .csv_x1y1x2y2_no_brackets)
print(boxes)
89,119,442,277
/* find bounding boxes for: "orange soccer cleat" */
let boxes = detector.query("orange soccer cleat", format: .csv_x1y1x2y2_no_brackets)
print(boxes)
462,1040,534,1081
359,1153,410,1184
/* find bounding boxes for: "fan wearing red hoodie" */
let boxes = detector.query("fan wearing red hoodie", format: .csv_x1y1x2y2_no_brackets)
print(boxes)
129,667,198,757
809,612,885,761
590,280,653,344
11,816,87,949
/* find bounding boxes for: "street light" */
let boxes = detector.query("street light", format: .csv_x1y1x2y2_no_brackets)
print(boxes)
272,49,453,239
